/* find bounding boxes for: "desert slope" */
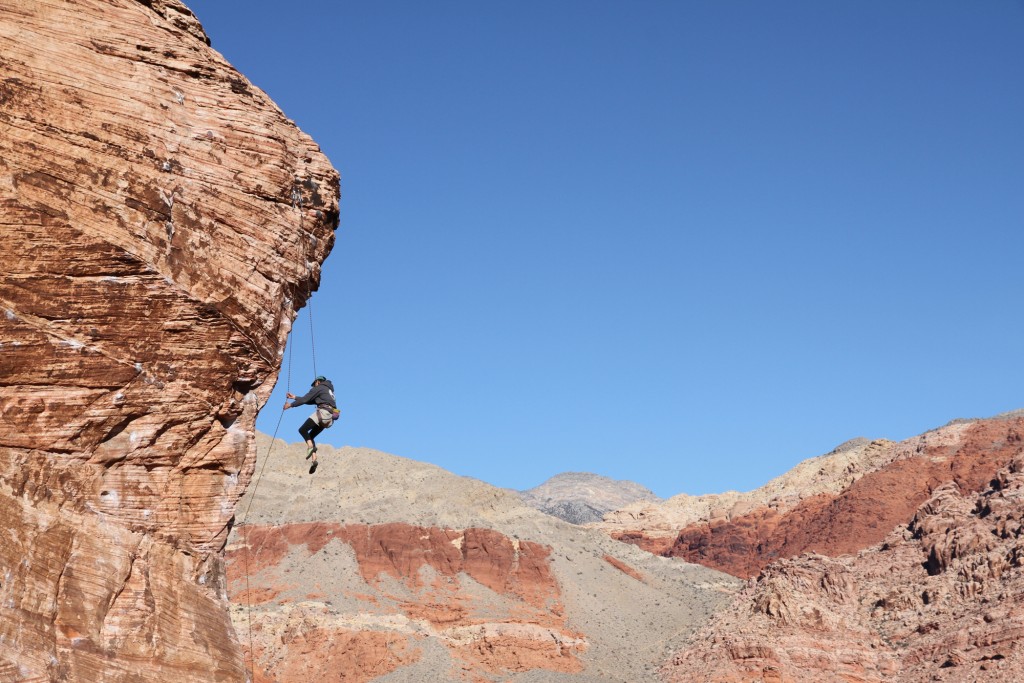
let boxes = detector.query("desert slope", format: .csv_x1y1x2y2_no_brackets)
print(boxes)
226,434,740,682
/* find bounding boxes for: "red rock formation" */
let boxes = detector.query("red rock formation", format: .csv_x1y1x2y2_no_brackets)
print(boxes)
599,437,898,547
229,522,563,612
226,522,586,680
664,417,1024,578
603,554,645,582
246,626,421,683
0,1,338,679
223,437,741,681
610,530,676,556
664,452,1024,682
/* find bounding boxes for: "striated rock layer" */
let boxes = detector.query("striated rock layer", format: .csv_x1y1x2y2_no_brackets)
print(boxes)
664,452,1024,682
663,416,1024,578
0,1,338,680
596,436,898,556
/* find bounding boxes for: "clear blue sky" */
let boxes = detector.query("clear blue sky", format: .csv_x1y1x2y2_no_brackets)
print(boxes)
186,1,1024,498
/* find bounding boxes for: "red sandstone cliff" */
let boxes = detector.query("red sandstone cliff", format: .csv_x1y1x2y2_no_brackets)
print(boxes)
0,1,338,680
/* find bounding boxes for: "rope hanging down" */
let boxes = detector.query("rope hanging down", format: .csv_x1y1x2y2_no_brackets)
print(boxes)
238,336,290,682
239,183,327,683
308,298,318,378
238,183,322,680
238,301,317,681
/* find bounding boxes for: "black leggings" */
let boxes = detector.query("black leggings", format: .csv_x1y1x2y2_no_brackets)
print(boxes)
299,418,324,444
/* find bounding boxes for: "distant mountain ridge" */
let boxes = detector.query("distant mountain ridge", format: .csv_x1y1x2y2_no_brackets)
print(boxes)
519,471,661,524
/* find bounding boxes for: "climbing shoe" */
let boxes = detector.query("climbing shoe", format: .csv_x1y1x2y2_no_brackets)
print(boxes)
306,445,317,460
309,460,318,474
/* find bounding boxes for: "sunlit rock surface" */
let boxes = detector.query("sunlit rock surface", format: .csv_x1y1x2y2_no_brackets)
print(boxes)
0,1,338,679
601,415,1024,580
665,451,1024,682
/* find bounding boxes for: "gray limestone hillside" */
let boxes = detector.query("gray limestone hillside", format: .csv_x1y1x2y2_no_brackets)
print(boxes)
232,434,740,683
520,472,661,524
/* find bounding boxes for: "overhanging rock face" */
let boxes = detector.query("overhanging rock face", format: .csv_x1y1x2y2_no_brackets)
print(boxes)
0,1,339,679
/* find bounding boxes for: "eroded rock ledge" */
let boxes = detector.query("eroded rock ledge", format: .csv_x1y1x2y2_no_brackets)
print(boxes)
0,1,338,679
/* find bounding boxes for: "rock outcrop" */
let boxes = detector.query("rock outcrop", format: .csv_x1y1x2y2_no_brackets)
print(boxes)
664,452,1024,682
601,415,1024,579
0,1,338,680
520,471,660,525
596,436,897,555
227,435,739,682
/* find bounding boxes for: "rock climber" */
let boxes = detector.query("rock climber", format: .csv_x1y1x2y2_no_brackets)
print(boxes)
284,375,337,474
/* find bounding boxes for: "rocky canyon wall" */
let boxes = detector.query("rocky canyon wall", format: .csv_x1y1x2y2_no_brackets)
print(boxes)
0,1,338,680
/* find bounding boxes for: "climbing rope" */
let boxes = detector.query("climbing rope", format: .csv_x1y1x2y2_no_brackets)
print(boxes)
308,299,318,378
239,415,282,680
286,329,293,403
238,334,290,681
237,179,323,681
